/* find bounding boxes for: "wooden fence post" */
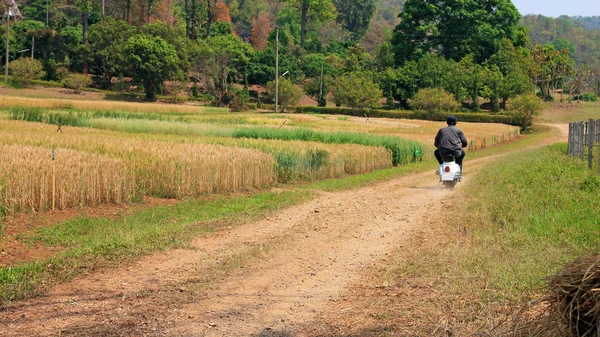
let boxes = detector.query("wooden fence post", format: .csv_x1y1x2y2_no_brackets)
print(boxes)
580,121,585,162
588,119,595,170
568,123,573,156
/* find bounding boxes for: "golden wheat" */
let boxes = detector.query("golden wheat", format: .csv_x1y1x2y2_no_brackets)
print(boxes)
0,121,276,211
0,95,225,115
0,144,137,213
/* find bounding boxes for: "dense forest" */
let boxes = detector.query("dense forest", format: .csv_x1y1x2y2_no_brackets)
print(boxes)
2,0,599,111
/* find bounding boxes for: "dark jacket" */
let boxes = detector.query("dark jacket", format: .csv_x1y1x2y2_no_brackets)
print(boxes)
434,125,467,151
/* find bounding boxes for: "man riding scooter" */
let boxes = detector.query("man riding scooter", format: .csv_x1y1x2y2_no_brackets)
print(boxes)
434,115,468,171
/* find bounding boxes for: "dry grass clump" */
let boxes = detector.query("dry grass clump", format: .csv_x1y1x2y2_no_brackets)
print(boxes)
0,144,137,213
504,254,600,337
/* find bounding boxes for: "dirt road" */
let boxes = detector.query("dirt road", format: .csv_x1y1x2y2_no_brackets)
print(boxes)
0,126,566,337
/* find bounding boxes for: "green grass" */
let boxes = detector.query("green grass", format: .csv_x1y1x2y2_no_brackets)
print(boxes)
539,101,600,123
464,144,600,298
231,127,424,166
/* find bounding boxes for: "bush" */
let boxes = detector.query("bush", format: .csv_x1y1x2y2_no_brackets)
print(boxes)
62,74,93,94
332,73,382,110
266,78,303,112
409,88,460,117
506,93,544,131
9,58,46,87
575,93,598,102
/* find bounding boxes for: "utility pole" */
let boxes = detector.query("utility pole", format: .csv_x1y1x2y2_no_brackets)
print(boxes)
319,61,323,106
5,2,9,84
275,26,279,113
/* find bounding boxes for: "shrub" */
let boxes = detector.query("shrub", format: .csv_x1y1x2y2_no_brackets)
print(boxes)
9,58,46,87
507,93,544,131
332,73,382,110
62,74,93,94
266,78,303,112
409,88,460,117
575,93,598,102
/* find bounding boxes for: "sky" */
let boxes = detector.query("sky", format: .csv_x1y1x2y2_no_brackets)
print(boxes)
512,0,600,17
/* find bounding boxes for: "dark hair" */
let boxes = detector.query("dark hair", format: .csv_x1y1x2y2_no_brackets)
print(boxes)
447,115,457,125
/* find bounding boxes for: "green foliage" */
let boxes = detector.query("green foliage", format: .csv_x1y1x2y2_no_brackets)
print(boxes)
333,0,376,41
392,0,521,65
333,73,382,110
123,34,178,100
409,88,460,116
62,73,93,93
575,93,598,102
9,58,46,87
507,93,544,130
530,44,575,102
266,77,303,112
522,15,600,86
303,76,334,105
88,17,138,88
231,127,423,166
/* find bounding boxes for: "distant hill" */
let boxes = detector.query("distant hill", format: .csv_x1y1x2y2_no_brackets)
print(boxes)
570,16,600,31
521,14,600,84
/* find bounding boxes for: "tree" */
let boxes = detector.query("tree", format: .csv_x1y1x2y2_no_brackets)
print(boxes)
123,35,178,100
487,39,534,109
214,1,232,23
250,12,271,51
141,22,197,79
409,88,460,116
566,65,593,102
9,58,45,87
332,0,375,42
62,73,93,93
304,76,333,105
192,35,254,106
88,17,138,88
287,0,335,49
507,93,544,130
530,44,575,101
392,0,521,66
333,73,382,110
266,77,302,112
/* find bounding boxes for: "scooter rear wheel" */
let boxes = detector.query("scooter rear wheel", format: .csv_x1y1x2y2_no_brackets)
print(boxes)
443,180,457,189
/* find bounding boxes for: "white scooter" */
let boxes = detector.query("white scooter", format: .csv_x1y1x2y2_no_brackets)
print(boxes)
438,154,462,189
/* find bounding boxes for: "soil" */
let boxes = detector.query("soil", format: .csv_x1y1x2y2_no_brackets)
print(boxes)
0,125,568,337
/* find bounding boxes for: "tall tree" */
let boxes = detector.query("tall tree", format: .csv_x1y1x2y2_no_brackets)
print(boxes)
392,0,521,66
123,34,178,99
250,11,271,50
287,0,335,48
332,0,375,42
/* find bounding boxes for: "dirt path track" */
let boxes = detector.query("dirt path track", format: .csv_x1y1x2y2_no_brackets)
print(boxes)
1,127,565,337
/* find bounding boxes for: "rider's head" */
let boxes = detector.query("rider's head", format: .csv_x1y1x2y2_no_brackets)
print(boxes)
447,115,457,126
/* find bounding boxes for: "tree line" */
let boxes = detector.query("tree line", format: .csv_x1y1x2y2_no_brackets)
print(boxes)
2,0,599,111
